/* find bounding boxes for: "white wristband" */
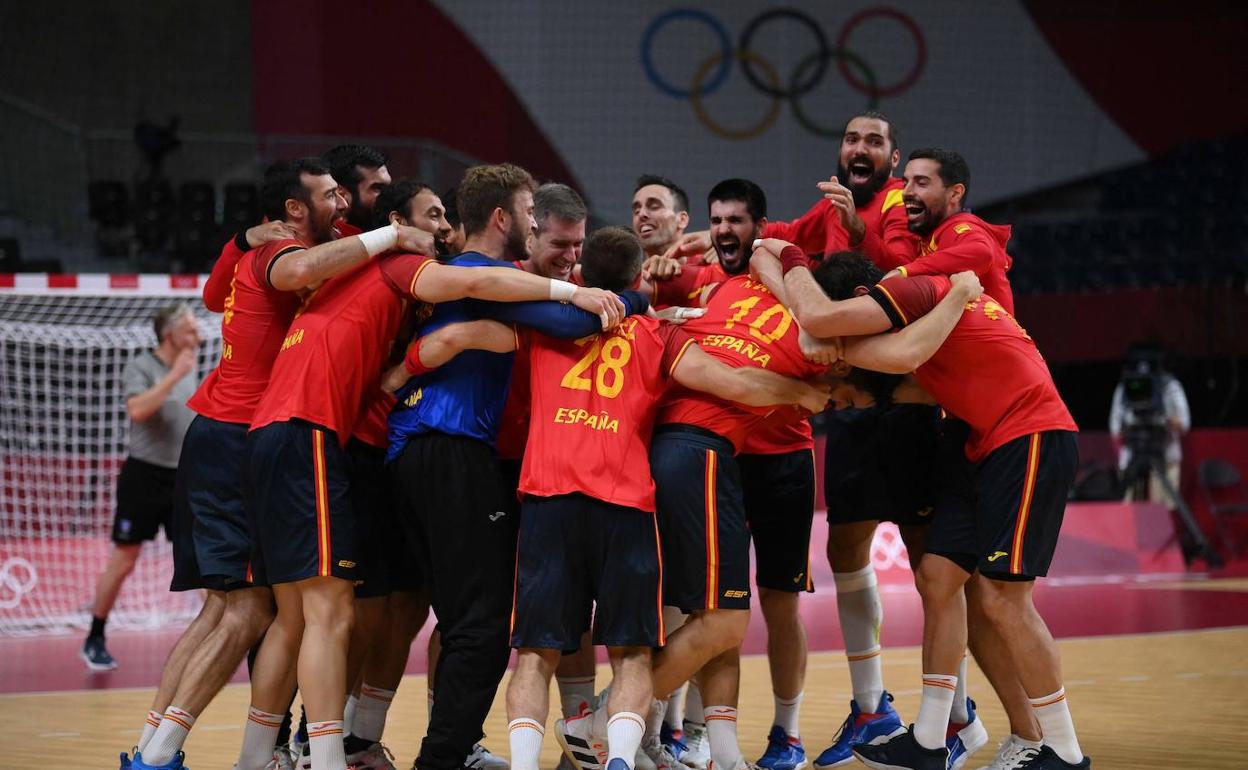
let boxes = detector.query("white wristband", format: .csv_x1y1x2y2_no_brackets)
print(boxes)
358,223,398,257
549,279,577,302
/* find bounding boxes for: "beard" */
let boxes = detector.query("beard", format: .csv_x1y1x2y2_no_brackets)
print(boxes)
838,159,892,208
345,197,372,230
504,218,530,260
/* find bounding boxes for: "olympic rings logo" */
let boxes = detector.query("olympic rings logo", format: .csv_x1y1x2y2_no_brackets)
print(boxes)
0,557,38,610
641,7,925,141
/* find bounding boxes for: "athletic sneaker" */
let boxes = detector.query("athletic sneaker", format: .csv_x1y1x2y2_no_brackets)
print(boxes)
557,755,579,770
1013,747,1090,769
465,743,509,770
642,734,681,770
660,722,688,764
266,745,296,770
556,712,608,770
636,743,657,770
706,758,762,770
83,636,118,671
346,741,397,770
812,692,906,769
681,721,710,770
946,699,989,770
120,751,135,769
853,729,948,770
757,726,807,770
974,736,1042,770
130,751,189,770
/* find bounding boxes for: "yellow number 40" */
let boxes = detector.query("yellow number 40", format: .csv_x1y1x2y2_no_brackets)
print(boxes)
560,336,633,398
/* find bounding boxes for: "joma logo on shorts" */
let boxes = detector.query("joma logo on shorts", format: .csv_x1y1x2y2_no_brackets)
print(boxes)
987,551,1009,563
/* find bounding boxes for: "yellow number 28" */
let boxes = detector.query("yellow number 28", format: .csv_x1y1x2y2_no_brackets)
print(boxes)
560,336,633,398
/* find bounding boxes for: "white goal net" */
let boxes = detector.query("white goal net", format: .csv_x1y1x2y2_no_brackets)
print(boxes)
0,277,221,635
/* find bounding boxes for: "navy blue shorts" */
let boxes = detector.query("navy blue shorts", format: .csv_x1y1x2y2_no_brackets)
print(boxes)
169,452,203,592
112,457,176,545
350,439,420,597
179,416,253,591
651,425,751,612
740,449,816,593
510,493,663,650
824,404,942,526
927,430,1079,579
246,420,358,586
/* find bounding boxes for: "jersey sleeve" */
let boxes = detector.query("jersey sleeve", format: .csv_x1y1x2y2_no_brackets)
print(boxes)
203,232,250,312
868,275,949,329
857,196,919,270
657,323,697,379
900,227,993,279
761,198,838,255
378,253,436,298
252,239,304,289
652,267,705,307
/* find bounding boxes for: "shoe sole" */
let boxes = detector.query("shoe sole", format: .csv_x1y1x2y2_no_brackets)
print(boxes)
950,720,990,770
81,648,117,672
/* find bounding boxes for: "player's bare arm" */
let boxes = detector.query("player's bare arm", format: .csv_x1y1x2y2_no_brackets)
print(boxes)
269,223,434,291
837,270,983,373
670,343,831,414
659,230,712,263
381,320,518,394
752,238,893,338
411,263,626,328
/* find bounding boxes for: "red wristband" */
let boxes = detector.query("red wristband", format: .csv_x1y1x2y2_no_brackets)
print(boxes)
780,245,808,274
403,338,432,377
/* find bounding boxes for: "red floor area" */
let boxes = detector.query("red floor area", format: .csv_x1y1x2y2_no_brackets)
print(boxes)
5,517,1248,695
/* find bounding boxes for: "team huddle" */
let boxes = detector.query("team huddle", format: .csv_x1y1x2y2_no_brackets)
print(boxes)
116,111,1090,770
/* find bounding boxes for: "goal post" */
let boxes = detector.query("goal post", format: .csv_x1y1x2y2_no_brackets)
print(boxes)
0,274,221,635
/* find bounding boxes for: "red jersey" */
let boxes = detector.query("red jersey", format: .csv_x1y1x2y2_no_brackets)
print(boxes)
656,274,826,451
870,274,1076,462
352,390,396,448
762,178,915,269
496,344,532,460
203,233,250,312
250,253,435,444
739,411,812,455
899,212,1015,316
187,239,305,425
651,262,728,309
519,317,695,512
334,221,363,238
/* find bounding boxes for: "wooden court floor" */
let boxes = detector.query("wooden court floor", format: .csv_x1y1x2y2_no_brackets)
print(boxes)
3,626,1246,770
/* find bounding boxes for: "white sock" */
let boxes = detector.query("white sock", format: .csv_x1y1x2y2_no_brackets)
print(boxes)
343,694,358,735
914,675,958,750
949,655,970,724
664,684,687,730
142,706,195,765
137,709,162,753
834,566,885,710
1030,688,1083,764
557,675,596,718
237,706,284,770
608,712,646,766
352,683,396,743
773,691,802,737
684,681,705,726
508,717,544,770
309,719,347,770
703,706,742,769
426,688,434,722
1015,734,1043,749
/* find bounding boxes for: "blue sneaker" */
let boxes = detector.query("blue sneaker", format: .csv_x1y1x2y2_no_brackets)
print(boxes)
757,726,807,770
945,698,989,770
119,751,134,769
660,721,688,763
812,692,905,769
130,751,189,770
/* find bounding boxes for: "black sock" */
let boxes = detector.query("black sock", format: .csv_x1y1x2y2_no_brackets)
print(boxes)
276,706,293,747
343,734,372,754
88,615,106,640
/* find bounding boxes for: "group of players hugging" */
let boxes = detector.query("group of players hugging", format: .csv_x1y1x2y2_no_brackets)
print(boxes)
119,110,1090,770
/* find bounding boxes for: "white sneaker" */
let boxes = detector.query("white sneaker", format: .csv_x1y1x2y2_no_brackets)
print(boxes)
465,743,509,770
556,713,608,770
348,741,397,770
642,736,681,770
267,745,297,770
636,744,658,770
680,722,710,770
973,735,1042,770
557,754,579,770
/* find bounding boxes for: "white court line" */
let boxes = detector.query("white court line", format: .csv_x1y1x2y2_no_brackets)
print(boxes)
1175,672,1204,679
1118,675,1150,682
38,731,81,738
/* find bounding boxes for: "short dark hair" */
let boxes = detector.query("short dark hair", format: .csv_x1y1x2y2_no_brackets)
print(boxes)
372,178,434,228
153,302,192,341
845,110,898,154
908,147,971,204
811,252,902,405
260,157,332,222
321,144,388,198
580,226,645,292
634,174,688,214
442,186,461,228
457,164,537,236
534,183,588,232
707,178,767,221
